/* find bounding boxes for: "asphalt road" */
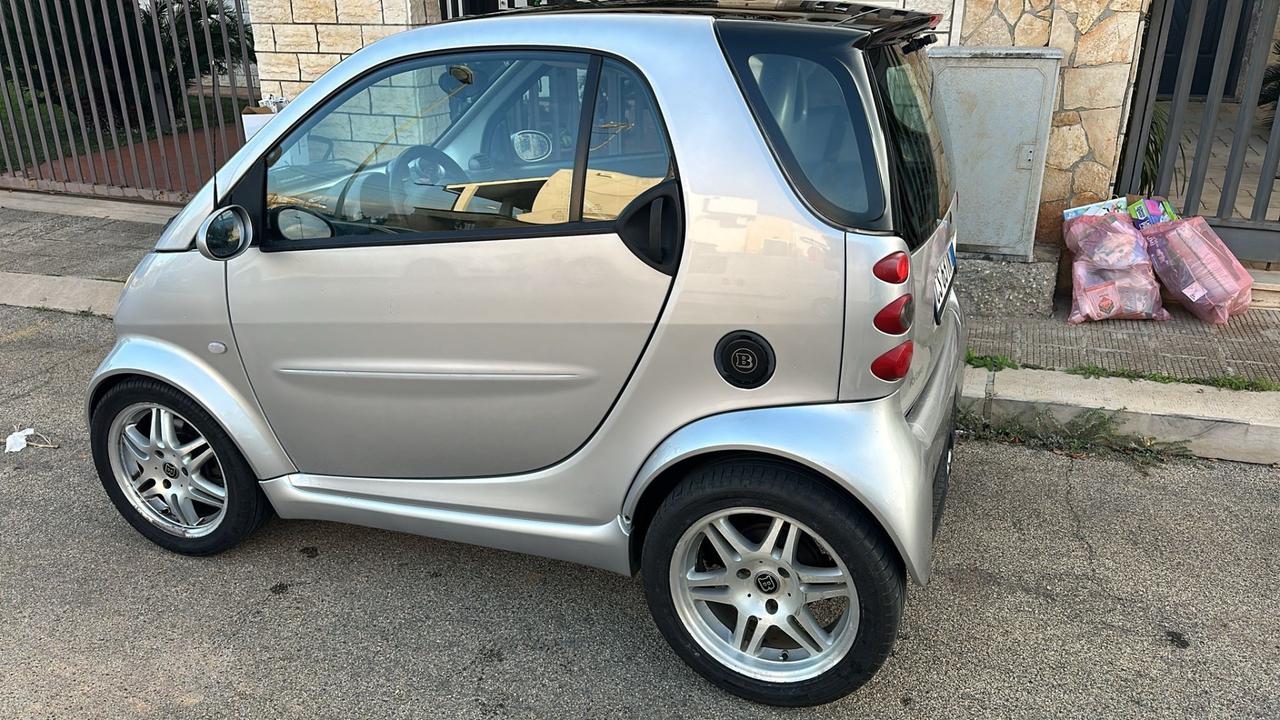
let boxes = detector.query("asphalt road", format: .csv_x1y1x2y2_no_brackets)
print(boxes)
2,304,1279,719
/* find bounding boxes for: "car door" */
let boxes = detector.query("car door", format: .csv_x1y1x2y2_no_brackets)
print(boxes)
225,50,681,479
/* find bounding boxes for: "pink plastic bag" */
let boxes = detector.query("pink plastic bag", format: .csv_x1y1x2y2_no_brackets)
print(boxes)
1141,216,1252,325
1064,211,1170,324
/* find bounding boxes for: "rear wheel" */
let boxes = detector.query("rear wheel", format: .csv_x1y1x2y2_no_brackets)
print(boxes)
90,378,271,555
641,461,904,706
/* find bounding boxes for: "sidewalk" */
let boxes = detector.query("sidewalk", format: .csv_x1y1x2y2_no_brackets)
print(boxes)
969,305,1280,385
0,195,165,316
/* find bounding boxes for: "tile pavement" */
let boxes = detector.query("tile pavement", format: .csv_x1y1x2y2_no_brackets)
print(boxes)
967,304,1280,384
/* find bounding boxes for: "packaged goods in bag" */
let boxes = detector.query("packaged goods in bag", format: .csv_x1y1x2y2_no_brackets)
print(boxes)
1064,211,1170,324
1141,216,1251,325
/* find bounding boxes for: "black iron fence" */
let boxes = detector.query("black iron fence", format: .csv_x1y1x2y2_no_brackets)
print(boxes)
0,0,258,203
1119,0,1280,261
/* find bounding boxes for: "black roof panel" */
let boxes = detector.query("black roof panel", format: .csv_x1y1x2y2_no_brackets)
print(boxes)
480,1,939,41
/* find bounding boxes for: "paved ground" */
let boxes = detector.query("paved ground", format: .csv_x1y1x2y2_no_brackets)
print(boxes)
0,208,157,282
2,304,1279,718
969,305,1280,384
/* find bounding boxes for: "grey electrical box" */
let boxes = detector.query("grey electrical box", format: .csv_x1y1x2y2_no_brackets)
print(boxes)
927,46,1063,261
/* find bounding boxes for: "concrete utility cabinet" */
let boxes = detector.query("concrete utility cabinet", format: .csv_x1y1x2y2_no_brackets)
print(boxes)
927,47,1063,261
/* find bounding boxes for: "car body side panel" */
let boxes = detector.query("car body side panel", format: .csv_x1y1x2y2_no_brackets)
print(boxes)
87,253,296,479
260,293,962,580
188,13,846,518
226,233,671,478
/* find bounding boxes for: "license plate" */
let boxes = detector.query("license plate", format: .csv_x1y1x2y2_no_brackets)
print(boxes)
932,234,957,321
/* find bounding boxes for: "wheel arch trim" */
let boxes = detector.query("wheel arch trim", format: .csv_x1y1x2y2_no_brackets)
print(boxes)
87,336,296,480
621,401,934,585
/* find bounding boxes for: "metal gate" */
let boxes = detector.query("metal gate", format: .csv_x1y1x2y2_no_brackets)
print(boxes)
1118,0,1280,261
0,0,258,204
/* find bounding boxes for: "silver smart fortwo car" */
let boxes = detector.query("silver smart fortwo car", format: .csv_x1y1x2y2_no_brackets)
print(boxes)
87,1,962,706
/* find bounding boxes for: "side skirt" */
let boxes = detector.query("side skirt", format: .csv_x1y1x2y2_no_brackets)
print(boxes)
259,475,634,575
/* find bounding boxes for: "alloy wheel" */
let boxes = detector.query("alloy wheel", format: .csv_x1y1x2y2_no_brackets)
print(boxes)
107,402,228,538
668,507,860,683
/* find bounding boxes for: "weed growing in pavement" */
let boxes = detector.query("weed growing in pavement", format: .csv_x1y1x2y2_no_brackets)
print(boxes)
964,350,1020,372
1065,364,1280,392
957,408,1188,468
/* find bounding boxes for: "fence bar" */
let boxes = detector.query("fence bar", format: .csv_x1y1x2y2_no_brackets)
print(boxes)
0,100,12,176
196,0,229,165
0,29,29,179
82,1,130,187
145,0,189,192
0,4,41,181
99,3,146,189
36,0,89,184
216,0,245,148
230,0,257,106
20,0,74,183
1217,0,1280,218
49,0,101,185
126,0,175,191
1252,15,1280,219
181,2,216,177
164,1,204,183
111,1,159,189
1155,0,1207,196
8,0,57,181
1117,0,1177,191
1182,0,1244,216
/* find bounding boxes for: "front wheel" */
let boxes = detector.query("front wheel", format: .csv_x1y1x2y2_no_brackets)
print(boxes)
641,461,904,706
90,378,271,555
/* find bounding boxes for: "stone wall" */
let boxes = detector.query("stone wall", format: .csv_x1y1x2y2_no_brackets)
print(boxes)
953,0,1149,245
245,0,441,101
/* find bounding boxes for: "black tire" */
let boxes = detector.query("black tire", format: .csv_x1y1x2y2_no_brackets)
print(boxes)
641,460,905,706
90,377,272,555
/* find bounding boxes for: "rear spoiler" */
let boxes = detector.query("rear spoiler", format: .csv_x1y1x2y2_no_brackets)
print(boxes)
840,5,941,48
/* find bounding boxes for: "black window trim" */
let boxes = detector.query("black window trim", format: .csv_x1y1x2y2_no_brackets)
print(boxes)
227,45,679,254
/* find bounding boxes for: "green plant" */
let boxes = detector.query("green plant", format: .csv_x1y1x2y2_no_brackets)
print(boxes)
965,350,1019,372
1138,101,1186,195
1065,364,1280,392
958,407,1186,468
1259,41,1280,125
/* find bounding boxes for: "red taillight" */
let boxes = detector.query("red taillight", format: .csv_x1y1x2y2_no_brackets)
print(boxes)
873,252,909,284
928,13,942,28
874,294,914,335
871,340,914,382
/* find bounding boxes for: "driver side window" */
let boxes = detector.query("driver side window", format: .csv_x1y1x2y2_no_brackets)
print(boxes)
265,50,590,245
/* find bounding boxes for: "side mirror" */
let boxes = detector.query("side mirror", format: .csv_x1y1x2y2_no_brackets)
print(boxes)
196,205,253,261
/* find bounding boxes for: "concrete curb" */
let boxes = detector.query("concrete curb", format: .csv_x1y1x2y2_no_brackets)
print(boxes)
0,189,174,225
0,271,123,317
960,366,1280,465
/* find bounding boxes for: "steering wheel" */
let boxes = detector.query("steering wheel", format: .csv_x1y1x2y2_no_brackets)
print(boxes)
386,145,470,216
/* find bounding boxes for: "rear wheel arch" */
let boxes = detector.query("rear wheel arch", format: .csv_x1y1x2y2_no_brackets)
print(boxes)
626,450,904,578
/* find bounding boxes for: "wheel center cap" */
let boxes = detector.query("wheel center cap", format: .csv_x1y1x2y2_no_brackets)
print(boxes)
754,571,780,595
162,462,179,479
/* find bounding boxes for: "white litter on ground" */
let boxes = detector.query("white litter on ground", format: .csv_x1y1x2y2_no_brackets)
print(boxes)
5,428,35,453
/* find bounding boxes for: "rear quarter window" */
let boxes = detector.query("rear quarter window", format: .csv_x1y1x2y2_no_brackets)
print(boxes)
868,45,953,249
718,21,885,231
